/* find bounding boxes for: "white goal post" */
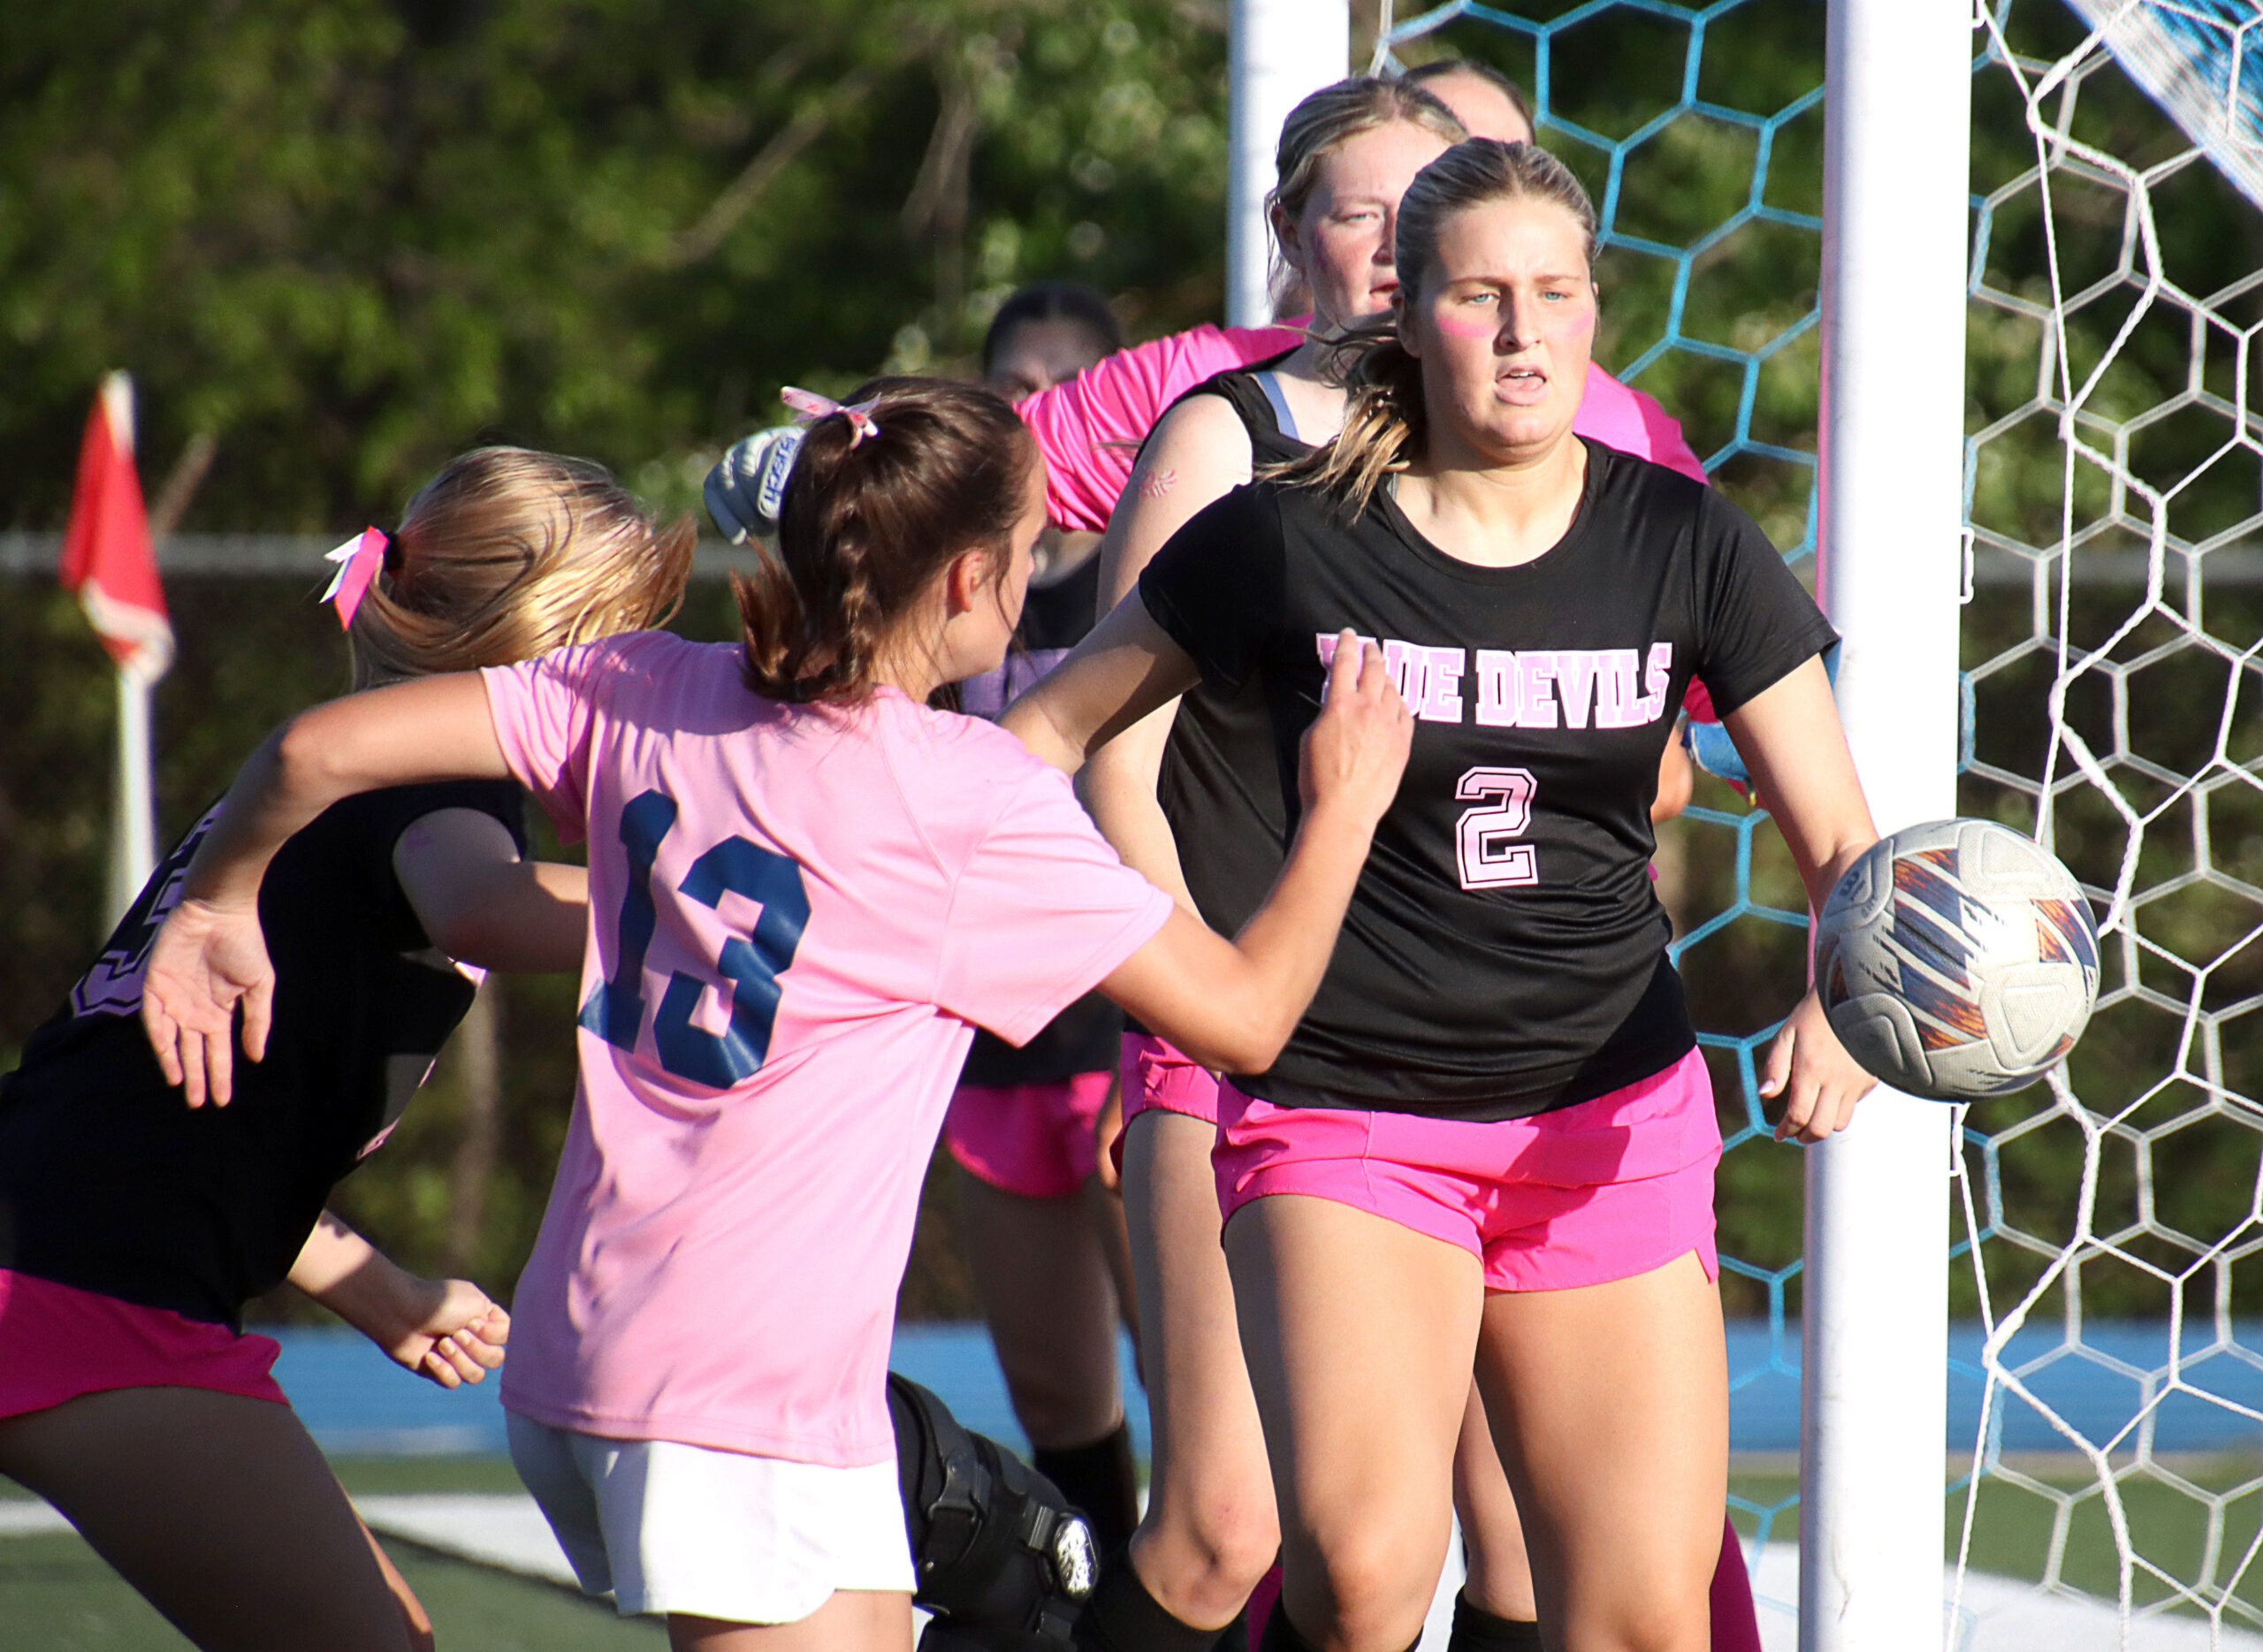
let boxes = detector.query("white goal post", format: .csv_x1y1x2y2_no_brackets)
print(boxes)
1802,1,1969,1647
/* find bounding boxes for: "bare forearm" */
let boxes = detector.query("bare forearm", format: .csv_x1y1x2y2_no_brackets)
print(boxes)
289,1213,431,1346
1217,797,1375,1059
1103,796,1374,1073
432,862,589,972
1082,708,1199,915
183,675,508,910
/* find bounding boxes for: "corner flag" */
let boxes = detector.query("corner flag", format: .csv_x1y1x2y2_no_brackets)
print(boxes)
60,372,173,682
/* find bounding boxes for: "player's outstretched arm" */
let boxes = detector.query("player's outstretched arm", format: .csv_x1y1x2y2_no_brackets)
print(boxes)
1001,595,1207,778
289,1212,509,1389
141,674,509,1107
1720,656,1881,1143
393,809,588,974
1072,396,1262,913
1096,633,1410,1075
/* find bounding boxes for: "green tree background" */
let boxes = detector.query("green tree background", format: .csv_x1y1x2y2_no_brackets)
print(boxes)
3,0,2258,1325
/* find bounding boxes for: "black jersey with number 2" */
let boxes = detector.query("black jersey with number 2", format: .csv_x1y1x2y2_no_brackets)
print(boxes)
1140,441,1838,1121
0,780,528,1328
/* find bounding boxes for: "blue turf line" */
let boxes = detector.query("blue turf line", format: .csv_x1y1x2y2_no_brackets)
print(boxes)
263,1321,2263,1459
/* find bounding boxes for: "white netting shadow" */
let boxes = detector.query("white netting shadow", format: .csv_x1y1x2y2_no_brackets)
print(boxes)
1373,0,2263,1644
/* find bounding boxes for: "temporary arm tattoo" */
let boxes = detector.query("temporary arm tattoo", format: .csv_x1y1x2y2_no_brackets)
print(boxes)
1139,466,1177,499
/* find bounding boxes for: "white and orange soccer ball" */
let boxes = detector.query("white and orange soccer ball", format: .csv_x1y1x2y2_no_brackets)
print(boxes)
1815,818,2099,1102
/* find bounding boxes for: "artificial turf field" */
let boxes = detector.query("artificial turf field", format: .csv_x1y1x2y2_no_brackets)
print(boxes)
0,1458,662,1650
4,1458,2261,1645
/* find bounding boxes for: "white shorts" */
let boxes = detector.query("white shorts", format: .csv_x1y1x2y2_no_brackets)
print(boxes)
507,1411,916,1623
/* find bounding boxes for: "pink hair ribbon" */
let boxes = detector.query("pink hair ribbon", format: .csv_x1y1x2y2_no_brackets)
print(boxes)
780,385,881,446
319,527,388,628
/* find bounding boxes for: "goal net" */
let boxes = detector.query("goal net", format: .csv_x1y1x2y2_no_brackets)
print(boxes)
1372,1,2263,1643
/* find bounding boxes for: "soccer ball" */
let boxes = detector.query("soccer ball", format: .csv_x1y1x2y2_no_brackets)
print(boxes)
1815,818,2099,1101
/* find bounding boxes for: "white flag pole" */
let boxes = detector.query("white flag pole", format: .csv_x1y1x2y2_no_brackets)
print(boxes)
102,371,160,927
109,668,157,926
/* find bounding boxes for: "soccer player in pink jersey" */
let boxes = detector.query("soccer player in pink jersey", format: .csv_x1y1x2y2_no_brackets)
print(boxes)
141,378,1413,1652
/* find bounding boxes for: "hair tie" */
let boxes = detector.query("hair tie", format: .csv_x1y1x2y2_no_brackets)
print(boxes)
780,385,881,447
320,527,388,629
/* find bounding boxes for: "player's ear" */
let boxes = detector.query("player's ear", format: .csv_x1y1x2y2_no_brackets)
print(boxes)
941,547,988,618
1269,199,1302,274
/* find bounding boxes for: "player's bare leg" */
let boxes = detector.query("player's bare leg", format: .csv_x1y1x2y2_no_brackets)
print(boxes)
1117,1107,1279,1630
1475,1252,1726,1652
667,1588,911,1651
1452,1383,1540,1623
0,1385,419,1652
1225,1192,1478,1652
957,1165,1139,1546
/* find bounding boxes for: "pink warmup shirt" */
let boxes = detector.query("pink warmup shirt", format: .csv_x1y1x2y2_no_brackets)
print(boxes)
482,633,1173,1466
1017,319,1711,533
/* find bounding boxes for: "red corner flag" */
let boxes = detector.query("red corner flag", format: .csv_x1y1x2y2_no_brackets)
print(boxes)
60,372,173,683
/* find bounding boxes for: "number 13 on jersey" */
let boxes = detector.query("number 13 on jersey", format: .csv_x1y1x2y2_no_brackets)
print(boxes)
1456,766,1538,891
579,789,811,1086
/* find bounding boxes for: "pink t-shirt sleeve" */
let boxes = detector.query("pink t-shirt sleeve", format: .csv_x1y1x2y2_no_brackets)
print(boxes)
1573,366,1709,484
1019,322,1304,530
479,641,614,846
936,765,1173,1045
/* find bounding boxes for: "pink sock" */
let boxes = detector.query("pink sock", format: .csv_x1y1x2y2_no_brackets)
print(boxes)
1246,1561,1284,1647
1710,1513,1764,1652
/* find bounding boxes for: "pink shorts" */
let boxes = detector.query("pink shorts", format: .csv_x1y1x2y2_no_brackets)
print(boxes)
944,1071,1114,1200
1213,1047,1721,1293
1119,1032,1222,1127
0,1268,287,1420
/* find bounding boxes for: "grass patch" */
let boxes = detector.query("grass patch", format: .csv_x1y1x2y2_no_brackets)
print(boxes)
0,1530,662,1649
0,1458,660,1648
1733,1458,2263,1620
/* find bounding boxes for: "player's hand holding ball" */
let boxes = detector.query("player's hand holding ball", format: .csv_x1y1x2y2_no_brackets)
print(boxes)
1299,629,1413,827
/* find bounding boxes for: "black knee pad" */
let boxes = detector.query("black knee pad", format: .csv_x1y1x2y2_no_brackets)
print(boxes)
890,1373,1099,1648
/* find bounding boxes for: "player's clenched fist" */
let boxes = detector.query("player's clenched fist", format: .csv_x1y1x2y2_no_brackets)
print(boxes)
1299,628,1413,826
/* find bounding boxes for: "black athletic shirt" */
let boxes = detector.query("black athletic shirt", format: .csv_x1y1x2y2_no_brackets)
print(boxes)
0,780,528,1328
1140,442,1838,1120
956,548,1124,1086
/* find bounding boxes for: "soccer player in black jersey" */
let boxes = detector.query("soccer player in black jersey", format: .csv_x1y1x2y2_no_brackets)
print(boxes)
0,450,691,1652
1008,140,1879,1652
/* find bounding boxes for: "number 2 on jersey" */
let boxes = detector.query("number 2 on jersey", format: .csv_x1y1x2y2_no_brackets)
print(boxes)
1455,766,1539,890
579,789,811,1085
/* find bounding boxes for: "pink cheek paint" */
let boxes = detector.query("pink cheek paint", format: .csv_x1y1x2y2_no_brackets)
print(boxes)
1435,316,1499,339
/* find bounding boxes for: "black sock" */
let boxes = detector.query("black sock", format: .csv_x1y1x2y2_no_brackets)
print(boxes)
1256,1604,1320,1652
1076,1549,1228,1652
1448,1588,1543,1648
1035,1421,1140,1555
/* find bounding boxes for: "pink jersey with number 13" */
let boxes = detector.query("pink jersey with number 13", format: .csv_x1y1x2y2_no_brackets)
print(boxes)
479,631,1171,1468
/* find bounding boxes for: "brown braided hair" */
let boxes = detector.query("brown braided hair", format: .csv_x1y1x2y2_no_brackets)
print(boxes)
735,376,1038,704
349,447,692,689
